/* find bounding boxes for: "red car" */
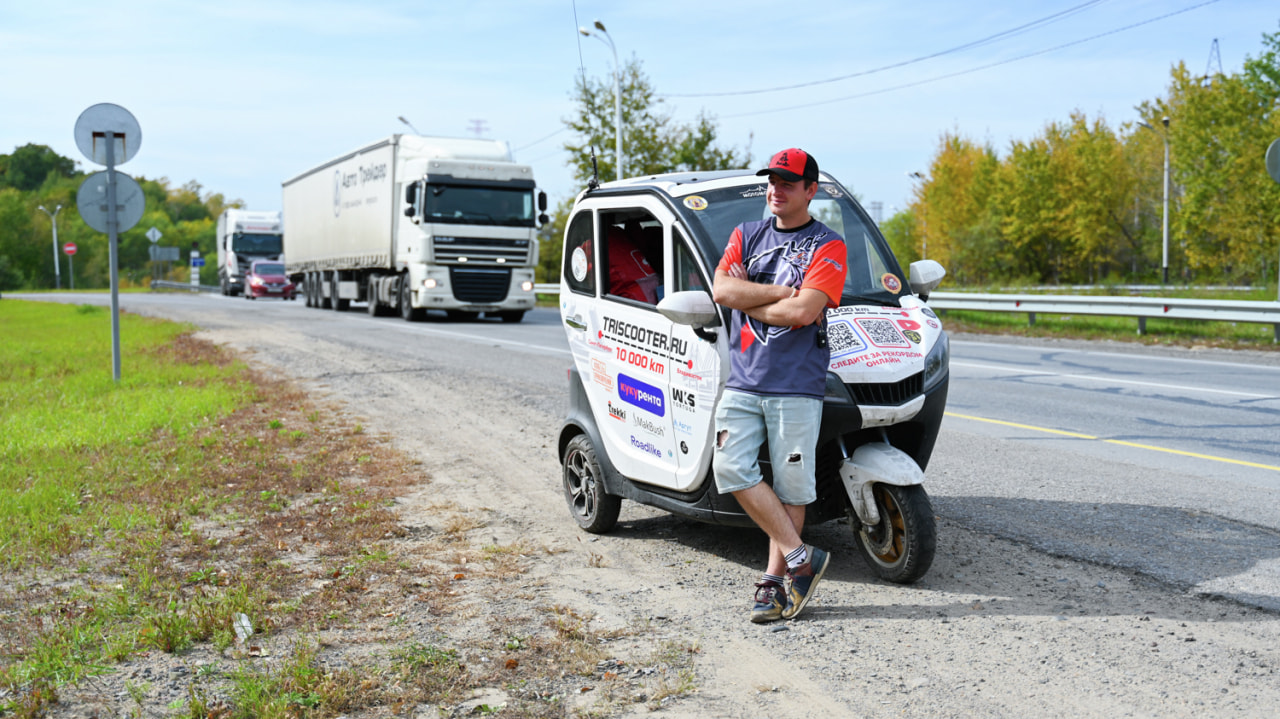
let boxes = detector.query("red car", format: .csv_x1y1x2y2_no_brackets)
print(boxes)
244,261,296,300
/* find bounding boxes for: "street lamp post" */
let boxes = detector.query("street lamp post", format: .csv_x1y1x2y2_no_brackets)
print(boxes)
907,172,926,259
579,20,623,181
398,116,422,136
37,204,62,290
1139,117,1171,284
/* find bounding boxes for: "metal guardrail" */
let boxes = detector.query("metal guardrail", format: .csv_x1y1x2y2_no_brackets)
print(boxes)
532,284,1280,341
151,280,221,293
928,292,1280,341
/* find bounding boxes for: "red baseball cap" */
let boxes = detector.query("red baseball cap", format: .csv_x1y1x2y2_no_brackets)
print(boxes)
756,148,819,183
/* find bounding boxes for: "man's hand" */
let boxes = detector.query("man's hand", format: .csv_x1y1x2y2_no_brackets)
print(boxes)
713,267,789,311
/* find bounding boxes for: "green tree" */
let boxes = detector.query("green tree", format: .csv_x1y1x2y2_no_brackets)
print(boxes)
564,57,751,186
912,133,999,283
0,188,40,287
0,144,77,192
1146,41,1280,284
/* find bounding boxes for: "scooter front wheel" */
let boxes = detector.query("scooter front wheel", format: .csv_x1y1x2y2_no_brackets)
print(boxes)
562,434,621,534
851,483,936,584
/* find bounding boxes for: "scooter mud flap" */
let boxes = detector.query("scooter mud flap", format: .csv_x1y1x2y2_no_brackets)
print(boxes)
838,442,925,527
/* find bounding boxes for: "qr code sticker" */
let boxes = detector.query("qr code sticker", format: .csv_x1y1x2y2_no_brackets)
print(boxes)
826,319,864,357
856,318,910,348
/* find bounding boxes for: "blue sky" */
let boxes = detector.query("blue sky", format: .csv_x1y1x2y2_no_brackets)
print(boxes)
3,1,1276,222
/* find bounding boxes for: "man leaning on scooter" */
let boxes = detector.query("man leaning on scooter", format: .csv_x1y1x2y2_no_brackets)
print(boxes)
711,148,848,623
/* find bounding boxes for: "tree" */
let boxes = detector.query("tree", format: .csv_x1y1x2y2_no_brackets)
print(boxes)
563,57,751,186
0,144,76,192
912,133,999,283
1147,45,1280,284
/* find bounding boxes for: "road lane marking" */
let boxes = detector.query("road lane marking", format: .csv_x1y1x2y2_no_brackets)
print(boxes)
952,360,1277,399
953,339,1280,372
945,411,1280,472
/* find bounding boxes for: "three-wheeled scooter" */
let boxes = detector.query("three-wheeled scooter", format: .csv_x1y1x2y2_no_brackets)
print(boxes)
556,168,949,583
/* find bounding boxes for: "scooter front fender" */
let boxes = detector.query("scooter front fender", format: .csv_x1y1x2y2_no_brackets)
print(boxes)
838,442,925,527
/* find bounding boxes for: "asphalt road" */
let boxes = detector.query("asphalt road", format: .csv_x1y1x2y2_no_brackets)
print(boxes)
13,290,1280,611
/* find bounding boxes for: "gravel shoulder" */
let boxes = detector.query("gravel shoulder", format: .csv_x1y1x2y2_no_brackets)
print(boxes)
205,323,1280,717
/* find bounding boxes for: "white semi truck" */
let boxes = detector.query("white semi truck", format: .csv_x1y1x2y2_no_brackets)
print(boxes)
281,134,547,322
216,209,284,296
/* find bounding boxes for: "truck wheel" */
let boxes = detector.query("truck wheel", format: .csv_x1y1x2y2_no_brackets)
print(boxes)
500,310,525,324
562,434,621,534
851,483,936,584
331,274,349,311
366,277,384,317
398,277,425,322
319,273,332,309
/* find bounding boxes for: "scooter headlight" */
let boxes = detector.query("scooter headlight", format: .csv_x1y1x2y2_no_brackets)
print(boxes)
823,371,854,405
922,331,950,391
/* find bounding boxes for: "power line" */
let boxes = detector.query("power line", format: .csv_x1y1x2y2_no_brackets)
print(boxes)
663,0,1108,99
514,127,568,152
721,0,1221,120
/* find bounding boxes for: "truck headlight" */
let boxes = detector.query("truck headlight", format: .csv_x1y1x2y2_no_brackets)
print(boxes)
521,280,534,292
923,331,949,391
422,278,438,289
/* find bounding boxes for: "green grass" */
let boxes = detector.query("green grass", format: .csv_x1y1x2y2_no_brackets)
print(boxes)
0,301,251,568
0,299,488,718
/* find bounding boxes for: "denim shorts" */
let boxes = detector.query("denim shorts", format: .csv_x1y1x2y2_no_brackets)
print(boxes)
712,389,822,505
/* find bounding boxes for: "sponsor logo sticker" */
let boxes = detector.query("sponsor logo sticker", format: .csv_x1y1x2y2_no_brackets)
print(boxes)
607,401,627,421
618,373,665,417
630,435,661,457
670,387,697,412
632,413,665,436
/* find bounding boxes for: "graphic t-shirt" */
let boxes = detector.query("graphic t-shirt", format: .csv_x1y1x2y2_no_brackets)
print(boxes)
717,217,847,398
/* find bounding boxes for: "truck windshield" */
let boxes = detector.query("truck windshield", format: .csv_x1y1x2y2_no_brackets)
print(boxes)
677,182,907,306
232,233,283,254
423,185,535,227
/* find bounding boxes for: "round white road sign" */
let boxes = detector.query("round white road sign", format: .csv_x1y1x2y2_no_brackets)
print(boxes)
74,103,142,166
77,171,145,233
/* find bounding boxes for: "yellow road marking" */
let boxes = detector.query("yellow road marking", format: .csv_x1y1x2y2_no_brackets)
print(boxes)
945,412,1280,472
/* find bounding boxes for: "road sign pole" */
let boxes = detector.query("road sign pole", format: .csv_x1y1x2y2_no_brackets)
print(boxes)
107,131,121,382
69,253,74,290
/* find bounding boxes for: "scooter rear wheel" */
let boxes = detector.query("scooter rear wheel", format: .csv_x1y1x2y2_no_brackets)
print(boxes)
562,434,621,534
852,483,936,584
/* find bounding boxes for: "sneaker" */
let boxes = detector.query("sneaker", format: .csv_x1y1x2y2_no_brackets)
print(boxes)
781,545,830,619
750,580,789,623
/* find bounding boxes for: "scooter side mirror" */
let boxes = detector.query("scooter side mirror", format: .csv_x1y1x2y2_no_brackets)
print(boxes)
908,259,946,301
657,290,721,329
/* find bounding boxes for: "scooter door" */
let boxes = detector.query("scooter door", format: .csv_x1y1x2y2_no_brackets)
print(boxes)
663,229,727,489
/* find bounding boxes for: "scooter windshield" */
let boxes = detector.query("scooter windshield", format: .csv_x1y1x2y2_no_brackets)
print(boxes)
674,181,908,306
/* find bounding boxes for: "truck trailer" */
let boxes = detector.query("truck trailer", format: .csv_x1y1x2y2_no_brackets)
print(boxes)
282,134,547,322
216,209,284,296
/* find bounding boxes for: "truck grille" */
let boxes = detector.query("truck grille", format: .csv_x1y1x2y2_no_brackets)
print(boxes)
433,237,530,265
848,373,923,406
450,267,511,303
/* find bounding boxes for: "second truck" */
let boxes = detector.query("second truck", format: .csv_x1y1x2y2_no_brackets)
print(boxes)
282,134,547,322
216,209,285,296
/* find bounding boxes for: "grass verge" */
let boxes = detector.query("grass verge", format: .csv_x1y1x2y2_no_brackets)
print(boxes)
0,300,694,718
